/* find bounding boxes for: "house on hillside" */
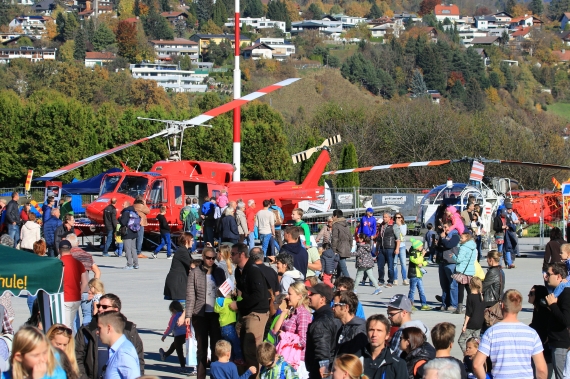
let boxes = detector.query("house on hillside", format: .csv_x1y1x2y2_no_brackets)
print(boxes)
130,63,207,92
473,48,490,65
559,30,570,45
242,43,274,60
474,15,497,30
434,4,460,22
511,26,531,42
0,46,56,63
32,0,55,15
77,0,113,19
331,14,367,26
85,52,116,67
189,34,251,55
8,16,51,36
425,27,438,42
2,35,39,46
560,13,570,31
509,14,541,28
161,12,188,26
427,90,442,104
225,17,286,33
470,36,499,46
290,20,344,39
255,38,295,58
393,12,421,22
150,38,199,62
493,11,512,24
553,49,570,63
368,17,404,39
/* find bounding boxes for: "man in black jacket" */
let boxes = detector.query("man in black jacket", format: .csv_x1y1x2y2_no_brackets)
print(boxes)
5,192,21,248
435,222,460,312
354,314,407,379
231,243,269,370
75,293,144,379
306,283,339,379
54,214,75,256
119,201,139,269
333,290,368,357
102,198,118,257
545,263,570,379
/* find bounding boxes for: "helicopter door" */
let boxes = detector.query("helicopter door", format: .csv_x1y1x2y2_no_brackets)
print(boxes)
183,182,208,205
148,179,167,207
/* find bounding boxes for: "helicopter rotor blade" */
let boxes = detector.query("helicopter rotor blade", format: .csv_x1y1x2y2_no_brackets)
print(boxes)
36,78,301,180
480,159,570,171
322,159,452,176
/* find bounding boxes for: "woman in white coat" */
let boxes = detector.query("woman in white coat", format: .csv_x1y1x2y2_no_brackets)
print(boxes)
20,213,41,252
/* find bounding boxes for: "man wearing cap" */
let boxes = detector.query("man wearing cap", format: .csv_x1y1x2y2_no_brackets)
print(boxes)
332,290,367,357
505,202,520,259
387,294,430,358
306,283,339,379
360,208,377,248
354,314,408,379
60,240,89,329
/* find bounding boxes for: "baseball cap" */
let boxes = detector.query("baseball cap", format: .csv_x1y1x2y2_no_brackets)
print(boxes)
366,207,374,213
59,240,72,250
307,283,333,303
385,294,412,312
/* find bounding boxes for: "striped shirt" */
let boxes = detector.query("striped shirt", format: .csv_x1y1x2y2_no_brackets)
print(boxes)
478,322,543,379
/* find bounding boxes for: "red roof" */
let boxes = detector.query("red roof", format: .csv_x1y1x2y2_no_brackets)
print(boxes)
150,38,197,45
510,15,532,22
553,50,570,62
434,4,460,16
85,52,116,59
511,27,530,37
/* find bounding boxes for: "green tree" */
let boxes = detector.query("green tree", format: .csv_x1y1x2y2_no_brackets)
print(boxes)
134,0,140,16
86,18,95,42
0,90,26,184
411,69,428,97
212,0,227,27
341,52,379,94
450,79,466,101
337,143,360,188
196,0,213,26
368,3,383,19
56,12,66,40
59,40,75,62
174,18,186,37
92,24,116,51
417,45,446,93
489,71,501,88
74,28,86,61
63,12,79,41
143,7,174,40
243,0,264,17
505,0,516,14
464,78,485,112
16,37,33,46
308,2,324,19
501,62,515,91
529,0,543,15
201,18,223,33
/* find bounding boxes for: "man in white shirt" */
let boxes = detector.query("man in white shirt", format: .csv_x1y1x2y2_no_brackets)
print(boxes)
255,199,275,257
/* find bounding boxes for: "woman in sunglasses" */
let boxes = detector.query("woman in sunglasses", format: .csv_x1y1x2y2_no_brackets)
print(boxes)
399,326,435,379
393,213,408,286
46,324,79,379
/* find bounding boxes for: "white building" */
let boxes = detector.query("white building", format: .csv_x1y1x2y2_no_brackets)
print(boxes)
0,46,56,63
149,38,199,62
434,4,460,22
225,17,286,33
129,63,207,93
291,20,344,38
255,37,295,58
9,15,51,36
331,14,367,25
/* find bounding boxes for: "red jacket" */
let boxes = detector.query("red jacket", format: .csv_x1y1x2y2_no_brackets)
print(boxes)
245,206,256,232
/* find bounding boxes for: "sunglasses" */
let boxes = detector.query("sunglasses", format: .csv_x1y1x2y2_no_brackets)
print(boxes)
395,216,403,219
332,302,346,308
528,291,535,296
53,324,72,334
388,310,403,319
204,256,216,260
96,304,114,310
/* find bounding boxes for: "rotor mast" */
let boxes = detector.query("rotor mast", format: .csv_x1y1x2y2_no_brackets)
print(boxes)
233,0,241,182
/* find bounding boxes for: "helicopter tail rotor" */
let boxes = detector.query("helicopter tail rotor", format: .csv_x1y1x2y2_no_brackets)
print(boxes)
292,135,342,164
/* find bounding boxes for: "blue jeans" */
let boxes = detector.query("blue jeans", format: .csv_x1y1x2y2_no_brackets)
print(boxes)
190,224,198,251
260,234,272,256
204,225,215,245
8,224,20,248
377,247,395,284
408,277,427,306
47,245,55,257
438,263,458,308
337,257,350,278
504,250,512,266
247,232,255,251
116,243,123,256
136,226,144,255
393,246,407,281
497,243,503,253
221,324,243,361
103,229,114,255
155,233,172,257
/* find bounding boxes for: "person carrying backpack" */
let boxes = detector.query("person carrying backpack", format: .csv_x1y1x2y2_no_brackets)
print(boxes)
319,242,339,288
180,198,198,235
152,206,173,259
119,200,141,270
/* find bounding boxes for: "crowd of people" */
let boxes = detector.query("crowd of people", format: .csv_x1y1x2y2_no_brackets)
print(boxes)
1,190,570,379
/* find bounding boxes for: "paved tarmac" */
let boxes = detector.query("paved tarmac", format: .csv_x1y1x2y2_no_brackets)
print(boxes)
10,237,549,378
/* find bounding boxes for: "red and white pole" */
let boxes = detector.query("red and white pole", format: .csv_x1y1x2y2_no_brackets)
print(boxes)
232,0,241,182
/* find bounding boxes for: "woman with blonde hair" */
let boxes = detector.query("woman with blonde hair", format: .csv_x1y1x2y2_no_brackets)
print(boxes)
216,244,234,280
272,281,312,373
332,354,369,379
3,326,66,379
46,324,79,379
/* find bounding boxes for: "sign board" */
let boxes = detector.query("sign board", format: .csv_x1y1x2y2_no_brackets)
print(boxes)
382,196,407,205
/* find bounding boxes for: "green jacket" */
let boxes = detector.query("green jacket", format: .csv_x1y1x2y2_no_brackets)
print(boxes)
295,220,311,247
214,297,237,327
408,249,428,279
60,201,74,221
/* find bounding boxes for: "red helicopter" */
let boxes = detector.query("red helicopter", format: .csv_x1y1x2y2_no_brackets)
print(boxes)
36,78,341,233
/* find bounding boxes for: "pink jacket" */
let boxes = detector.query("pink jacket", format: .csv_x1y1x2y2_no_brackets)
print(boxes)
446,206,465,234
276,331,302,369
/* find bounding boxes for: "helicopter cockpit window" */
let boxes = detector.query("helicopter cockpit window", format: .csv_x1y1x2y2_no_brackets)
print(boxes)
117,176,149,199
148,180,166,205
100,176,121,196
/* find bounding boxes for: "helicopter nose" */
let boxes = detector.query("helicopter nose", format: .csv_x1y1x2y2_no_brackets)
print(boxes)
85,197,110,222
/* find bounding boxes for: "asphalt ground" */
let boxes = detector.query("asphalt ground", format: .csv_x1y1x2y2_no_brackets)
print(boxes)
9,237,549,379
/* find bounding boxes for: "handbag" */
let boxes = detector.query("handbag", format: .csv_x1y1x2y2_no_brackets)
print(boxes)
484,301,504,326
495,232,504,245
452,246,476,284
185,325,198,367
474,260,485,280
